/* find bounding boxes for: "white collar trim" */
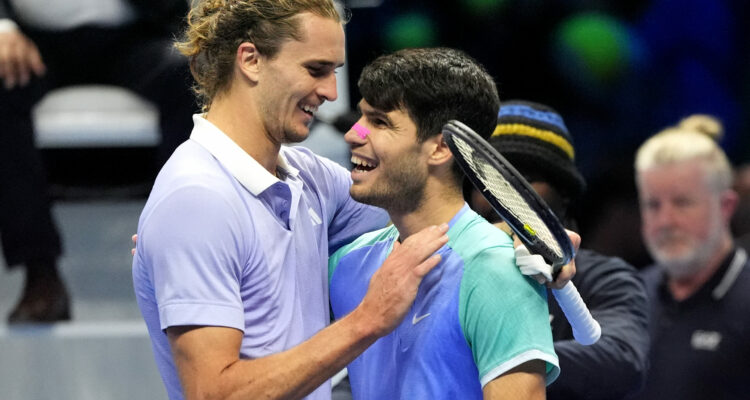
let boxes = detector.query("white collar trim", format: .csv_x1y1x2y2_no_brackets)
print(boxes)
712,247,747,300
189,114,299,195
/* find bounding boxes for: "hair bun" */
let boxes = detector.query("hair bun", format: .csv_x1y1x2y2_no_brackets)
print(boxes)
677,114,724,141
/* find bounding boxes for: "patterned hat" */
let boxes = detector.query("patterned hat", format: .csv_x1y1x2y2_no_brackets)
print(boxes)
490,100,586,199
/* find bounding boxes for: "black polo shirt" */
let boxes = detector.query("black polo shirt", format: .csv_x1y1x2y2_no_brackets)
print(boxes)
635,247,750,400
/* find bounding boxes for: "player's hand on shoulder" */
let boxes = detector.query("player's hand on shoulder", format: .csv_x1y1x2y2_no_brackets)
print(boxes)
356,223,449,336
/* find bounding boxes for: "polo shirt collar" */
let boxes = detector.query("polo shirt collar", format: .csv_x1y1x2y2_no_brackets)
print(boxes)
711,247,747,300
189,114,299,196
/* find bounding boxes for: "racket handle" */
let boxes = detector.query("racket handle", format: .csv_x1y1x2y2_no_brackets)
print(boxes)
551,282,601,345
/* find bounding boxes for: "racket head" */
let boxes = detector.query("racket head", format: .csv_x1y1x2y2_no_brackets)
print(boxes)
442,120,574,271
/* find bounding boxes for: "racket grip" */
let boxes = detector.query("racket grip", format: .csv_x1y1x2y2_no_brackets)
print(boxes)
551,282,601,345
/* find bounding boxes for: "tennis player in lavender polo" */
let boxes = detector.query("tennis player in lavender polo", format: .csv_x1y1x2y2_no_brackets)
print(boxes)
131,1,451,399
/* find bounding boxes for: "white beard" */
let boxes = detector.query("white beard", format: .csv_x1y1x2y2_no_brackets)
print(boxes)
649,218,725,280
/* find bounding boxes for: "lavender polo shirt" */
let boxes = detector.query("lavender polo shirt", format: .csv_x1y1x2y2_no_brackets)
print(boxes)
133,115,389,400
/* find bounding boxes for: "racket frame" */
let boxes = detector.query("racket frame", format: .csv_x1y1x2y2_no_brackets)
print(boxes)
442,120,575,272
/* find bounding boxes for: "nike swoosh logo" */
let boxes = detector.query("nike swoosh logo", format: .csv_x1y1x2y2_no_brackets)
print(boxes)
412,313,431,325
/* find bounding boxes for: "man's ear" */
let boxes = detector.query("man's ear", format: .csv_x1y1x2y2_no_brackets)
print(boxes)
237,42,261,83
426,133,453,167
720,189,739,224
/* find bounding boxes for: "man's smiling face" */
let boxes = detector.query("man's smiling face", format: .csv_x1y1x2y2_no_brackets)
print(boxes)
345,99,430,214
255,12,345,144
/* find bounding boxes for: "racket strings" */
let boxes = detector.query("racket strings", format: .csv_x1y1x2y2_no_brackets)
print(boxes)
453,138,563,258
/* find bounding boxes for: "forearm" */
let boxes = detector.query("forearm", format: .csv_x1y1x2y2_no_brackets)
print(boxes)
232,310,378,399
173,307,380,400
170,223,449,399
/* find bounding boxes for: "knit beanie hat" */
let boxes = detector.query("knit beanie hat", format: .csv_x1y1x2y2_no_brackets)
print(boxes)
490,100,586,199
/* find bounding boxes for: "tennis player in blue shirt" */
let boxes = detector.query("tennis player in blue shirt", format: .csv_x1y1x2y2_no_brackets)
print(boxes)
329,48,575,399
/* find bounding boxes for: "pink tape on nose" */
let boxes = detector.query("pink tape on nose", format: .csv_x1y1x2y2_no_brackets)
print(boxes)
352,123,370,139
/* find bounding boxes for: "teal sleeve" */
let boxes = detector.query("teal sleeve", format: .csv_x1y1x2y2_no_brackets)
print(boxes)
459,246,560,387
328,231,373,285
328,226,394,285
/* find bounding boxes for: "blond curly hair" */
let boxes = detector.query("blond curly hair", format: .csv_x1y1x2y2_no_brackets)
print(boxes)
175,0,345,110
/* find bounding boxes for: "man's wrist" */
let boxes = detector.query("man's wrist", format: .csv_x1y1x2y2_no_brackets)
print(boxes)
345,305,384,342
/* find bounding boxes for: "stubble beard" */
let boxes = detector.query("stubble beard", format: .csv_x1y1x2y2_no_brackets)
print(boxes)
351,156,427,215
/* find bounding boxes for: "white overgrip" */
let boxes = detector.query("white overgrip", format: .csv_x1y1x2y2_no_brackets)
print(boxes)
552,282,601,345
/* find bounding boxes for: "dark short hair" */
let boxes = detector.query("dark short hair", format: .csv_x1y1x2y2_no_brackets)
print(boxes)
358,48,500,143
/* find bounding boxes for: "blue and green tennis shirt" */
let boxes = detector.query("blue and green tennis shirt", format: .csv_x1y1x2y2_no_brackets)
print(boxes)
329,204,559,399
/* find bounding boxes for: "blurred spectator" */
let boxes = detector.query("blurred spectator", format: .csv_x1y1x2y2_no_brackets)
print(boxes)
466,100,650,399
0,0,195,323
633,115,750,399
554,0,750,269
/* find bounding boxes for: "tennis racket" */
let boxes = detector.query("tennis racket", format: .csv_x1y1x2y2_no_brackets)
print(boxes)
443,119,601,345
